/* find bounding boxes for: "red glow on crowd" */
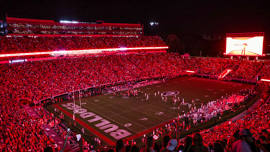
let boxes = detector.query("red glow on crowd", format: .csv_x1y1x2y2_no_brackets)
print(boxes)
260,79,270,82
0,46,168,57
1,17,270,152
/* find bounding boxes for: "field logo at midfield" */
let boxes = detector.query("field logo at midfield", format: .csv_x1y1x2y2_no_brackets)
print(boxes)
61,103,131,140
161,91,180,97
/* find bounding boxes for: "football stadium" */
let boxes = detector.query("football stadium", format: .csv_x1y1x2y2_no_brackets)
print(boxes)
1,2,270,152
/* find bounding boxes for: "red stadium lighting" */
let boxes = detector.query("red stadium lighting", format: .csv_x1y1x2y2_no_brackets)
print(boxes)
9,59,27,64
260,79,270,82
0,46,169,58
185,70,195,73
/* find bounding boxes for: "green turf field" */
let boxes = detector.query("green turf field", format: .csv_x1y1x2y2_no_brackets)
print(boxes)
53,77,253,144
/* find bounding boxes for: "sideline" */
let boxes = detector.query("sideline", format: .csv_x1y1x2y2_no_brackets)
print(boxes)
53,104,116,146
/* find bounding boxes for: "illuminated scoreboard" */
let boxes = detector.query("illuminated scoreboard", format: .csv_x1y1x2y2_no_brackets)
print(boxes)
225,32,264,56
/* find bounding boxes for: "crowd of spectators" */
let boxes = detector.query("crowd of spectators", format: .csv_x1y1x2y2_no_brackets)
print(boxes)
182,57,270,82
81,90,269,152
1,51,270,151
81,88,269,152
0,53,186,104
1,18,269,151
258,61,270,79
0,52,185,151
199,95,270,152
7,21,143,35
0,99,56,151
0,36,166,53
228,60,263,81
178,93,251,125
182,57,236,76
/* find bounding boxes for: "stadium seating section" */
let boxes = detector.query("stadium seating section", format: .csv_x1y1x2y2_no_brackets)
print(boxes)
1,50,270,151
6,17,143,35
1,19,270,151
0,36,166,53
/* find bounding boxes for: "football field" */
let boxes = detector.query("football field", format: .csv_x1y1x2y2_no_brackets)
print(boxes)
51,77,253,145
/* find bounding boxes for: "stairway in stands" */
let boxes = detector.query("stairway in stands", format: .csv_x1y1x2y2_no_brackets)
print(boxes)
218,69,232,79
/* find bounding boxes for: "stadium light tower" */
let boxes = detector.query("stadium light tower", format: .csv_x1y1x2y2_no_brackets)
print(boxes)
148,20,159,35
0,12,7,36
59,20,79,24
149,21,159,27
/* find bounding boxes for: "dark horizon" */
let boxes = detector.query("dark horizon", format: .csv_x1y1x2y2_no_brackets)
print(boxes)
3,0,270,35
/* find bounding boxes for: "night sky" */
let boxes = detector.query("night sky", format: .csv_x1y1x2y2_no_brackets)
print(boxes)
3,0,269,35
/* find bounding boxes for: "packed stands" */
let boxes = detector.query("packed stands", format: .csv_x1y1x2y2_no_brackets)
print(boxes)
3,52,270,105
228,60,263,81
0,53,185,104
0,100,56,151
183,57,237,77
0,36,166,54
1,17,270,152
182,57,270,83
6,17,143,36
200,96,270,151
78,87,269,152
258,61,270,79
1,54,270,151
